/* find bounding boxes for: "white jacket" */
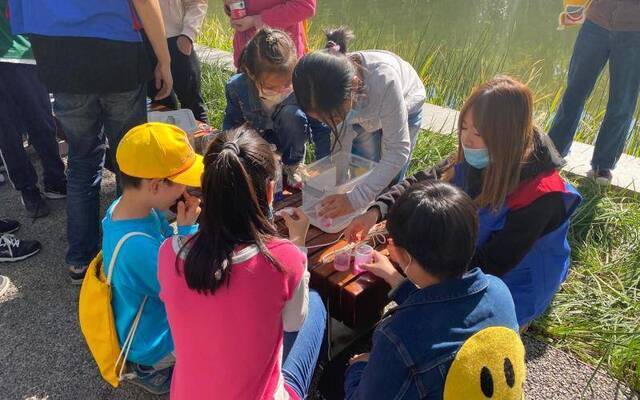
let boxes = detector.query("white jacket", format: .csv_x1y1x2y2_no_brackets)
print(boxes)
159,0,208,42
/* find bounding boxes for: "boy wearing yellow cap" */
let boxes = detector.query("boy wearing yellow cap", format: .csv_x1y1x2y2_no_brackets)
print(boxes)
101,122,203,395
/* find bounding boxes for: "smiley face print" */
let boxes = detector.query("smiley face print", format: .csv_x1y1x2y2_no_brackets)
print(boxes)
443,327,526,400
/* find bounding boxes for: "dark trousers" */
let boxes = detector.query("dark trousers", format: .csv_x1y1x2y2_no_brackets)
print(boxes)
147,36,208,123
0,63,66,192
54,86,147,266
549,20,640,170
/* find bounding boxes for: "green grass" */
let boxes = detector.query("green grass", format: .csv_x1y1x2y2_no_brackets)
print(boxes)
197,15,640,157
196,23,640,393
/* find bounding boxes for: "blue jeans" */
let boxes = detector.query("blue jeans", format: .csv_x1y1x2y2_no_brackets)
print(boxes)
0,63,66,192
54,86,147,266
351,110,423,183
267,104,331,165
549,20,640,171
282,290,327,399
223,73,331,165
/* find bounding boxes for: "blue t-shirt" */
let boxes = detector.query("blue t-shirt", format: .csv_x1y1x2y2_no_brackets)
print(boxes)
102,199,198,366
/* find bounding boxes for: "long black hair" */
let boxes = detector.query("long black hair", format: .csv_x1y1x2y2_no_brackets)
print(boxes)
292,27,362,149
177,127,282,294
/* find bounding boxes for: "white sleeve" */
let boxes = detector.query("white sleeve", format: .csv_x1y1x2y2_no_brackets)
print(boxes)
282,250,310,332
347,78,411,210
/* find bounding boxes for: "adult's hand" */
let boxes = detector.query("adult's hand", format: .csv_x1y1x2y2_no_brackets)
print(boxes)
319,193,355,219
154,62,174,100
344,208,380,242
177,35,193,56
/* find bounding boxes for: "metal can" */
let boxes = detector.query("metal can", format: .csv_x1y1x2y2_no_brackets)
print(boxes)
229,1,246,20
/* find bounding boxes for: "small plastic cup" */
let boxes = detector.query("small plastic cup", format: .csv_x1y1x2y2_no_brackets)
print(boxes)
333,249,351,272
353,244,374,274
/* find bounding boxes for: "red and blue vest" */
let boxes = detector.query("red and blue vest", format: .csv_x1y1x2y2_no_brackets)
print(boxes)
453,163,582,326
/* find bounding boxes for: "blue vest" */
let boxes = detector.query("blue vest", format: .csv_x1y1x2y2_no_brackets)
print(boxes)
453,163,582,326
8,0,141,42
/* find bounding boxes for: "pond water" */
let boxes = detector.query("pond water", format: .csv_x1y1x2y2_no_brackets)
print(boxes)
209,0,640,155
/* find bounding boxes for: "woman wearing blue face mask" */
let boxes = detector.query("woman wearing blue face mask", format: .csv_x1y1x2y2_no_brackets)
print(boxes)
292,27,426,218
347,76,582,329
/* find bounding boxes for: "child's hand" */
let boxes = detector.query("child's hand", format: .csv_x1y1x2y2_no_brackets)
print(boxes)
349,353,370,365
282,208,310,247
230,15,257,32
319,194,355,219
344,208,380,243
362,250,404,288
177,191,201,227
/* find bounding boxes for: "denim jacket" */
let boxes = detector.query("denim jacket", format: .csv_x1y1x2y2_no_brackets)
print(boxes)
222,73,329,143
344,268,519,400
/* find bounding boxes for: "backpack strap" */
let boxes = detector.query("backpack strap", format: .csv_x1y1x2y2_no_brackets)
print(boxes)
106,232,154,286
103,232,155,380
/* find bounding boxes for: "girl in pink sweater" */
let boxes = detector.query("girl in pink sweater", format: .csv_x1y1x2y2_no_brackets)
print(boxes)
158,126,326,399
223,0,316,67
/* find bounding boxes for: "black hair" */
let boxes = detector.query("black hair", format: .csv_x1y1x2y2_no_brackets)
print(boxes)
120,172,174,189
292,27,360,149
119,172,143,189
240,27,297,87
178,126,282,294
387,181,478,280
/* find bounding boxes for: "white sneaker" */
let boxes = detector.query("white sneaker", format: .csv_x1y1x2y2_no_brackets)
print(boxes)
586,169,612,186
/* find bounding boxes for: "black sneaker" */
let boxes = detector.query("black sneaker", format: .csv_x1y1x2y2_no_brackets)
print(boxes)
21,187,50,218
0,219,20,235
69,265,89,285
0,275,10,297
0,234,42,262
44,181,67,200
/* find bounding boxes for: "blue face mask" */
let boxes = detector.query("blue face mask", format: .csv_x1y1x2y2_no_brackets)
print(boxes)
344,108,357,124
462,145,490,169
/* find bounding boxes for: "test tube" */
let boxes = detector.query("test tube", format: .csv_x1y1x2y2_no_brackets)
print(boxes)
353,244,374,274
333,249,351,272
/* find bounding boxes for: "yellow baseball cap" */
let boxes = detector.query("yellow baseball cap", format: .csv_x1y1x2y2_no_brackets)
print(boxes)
116,122,204,187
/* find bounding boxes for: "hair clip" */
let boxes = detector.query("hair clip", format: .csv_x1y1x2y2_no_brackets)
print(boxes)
265,34,277,45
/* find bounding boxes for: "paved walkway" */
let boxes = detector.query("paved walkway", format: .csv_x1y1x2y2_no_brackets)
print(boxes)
0,169,638,399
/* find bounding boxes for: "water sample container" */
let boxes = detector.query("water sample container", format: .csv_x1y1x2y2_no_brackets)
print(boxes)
353,244,374,274
333,249,352,272
302,153,378,233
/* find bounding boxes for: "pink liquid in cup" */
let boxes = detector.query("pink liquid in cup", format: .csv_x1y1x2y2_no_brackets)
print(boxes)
353,244,373,274
333,249,351,272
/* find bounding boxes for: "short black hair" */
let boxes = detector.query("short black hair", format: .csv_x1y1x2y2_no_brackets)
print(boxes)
119,172,143,189
387,181,478,280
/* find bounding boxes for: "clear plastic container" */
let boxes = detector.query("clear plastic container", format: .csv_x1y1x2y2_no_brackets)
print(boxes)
333,249,352,272
148,109,198,134
302,154,378,233
353,244,374,274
